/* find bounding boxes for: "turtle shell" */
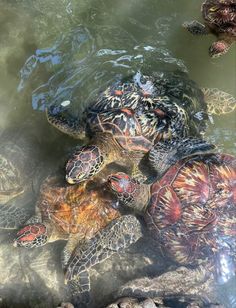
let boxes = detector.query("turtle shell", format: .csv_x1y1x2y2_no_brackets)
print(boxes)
86,72,208,152
38,177,120,238
145,153,236,265
202,0,236,36
0,129,41,204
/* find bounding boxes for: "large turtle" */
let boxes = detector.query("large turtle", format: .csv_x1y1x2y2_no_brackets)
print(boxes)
46,71,236,184
12,170,139,306
183,0,236,58
106,139,236,269
46,138,235,306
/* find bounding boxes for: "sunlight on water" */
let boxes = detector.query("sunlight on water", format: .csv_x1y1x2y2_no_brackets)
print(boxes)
0,0,235,307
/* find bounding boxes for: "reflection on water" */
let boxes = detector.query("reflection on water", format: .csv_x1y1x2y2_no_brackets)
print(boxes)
0,0,235,307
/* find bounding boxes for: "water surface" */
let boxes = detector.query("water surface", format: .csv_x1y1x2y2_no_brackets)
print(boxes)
0,0,235,307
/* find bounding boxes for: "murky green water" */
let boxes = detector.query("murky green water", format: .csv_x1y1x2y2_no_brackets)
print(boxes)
0,0,235,307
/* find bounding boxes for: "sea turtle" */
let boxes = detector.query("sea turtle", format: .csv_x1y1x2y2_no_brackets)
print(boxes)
0,128,45,229
46,71,236,184
183,0,236,58
13,171,140,305
55,137,236,306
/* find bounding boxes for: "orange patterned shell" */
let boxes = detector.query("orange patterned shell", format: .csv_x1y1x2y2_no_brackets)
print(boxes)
146,153,236,265
38,178,120,239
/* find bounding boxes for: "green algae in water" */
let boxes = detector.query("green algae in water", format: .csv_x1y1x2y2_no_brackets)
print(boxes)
0,0,235,307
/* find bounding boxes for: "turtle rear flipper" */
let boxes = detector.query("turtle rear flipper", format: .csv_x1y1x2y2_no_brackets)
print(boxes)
183,21,210,35
149,137,215,175
0,202,31,229
65,215,142,305
46,104,86,140
202,88,236,115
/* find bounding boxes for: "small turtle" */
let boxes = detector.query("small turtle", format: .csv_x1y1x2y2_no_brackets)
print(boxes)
183,0,236,58
0,128,44,229
46,71,236,184
59,138,235,305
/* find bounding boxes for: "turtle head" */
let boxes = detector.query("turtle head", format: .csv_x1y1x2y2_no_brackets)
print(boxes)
66,145,105,184
107,172,148,213
209,40,231,58
13,223,48,248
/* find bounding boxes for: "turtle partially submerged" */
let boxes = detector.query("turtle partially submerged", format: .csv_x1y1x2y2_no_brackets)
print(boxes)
0,128,44,229
13,172,139,305
59,138,236,305
183,0,236,58
46,71,236,184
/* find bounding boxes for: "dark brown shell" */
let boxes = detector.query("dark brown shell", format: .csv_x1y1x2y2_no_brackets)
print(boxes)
146,153,236,265
202,0,236,37
86,72,208,153
37,177,120,238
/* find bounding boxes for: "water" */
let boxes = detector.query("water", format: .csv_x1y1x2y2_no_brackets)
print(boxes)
0,0,235,307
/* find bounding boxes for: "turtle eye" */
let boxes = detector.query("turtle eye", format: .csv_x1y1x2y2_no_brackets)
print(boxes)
210,6,218,12
108,175,124,193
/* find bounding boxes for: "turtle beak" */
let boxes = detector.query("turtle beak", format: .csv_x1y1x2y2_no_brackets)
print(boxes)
66,175,76,184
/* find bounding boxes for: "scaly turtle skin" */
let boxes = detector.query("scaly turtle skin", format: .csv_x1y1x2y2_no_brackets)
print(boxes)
47,71,236,184
183,0,236,58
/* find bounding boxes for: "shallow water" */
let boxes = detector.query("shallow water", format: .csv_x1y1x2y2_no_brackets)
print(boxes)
0,0,235,307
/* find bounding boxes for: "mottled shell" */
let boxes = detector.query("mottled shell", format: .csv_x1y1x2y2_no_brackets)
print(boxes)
202,0,236,37
37,177,120,238
146,153,236,265
0,129,40,204
86,72,208,152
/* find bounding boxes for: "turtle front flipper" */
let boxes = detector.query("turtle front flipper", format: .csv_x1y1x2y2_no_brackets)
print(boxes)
46,103,86,139
202,88,236,115
149,137,215,175
183,21,210,35
65,215,142,306
0,202,31,229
